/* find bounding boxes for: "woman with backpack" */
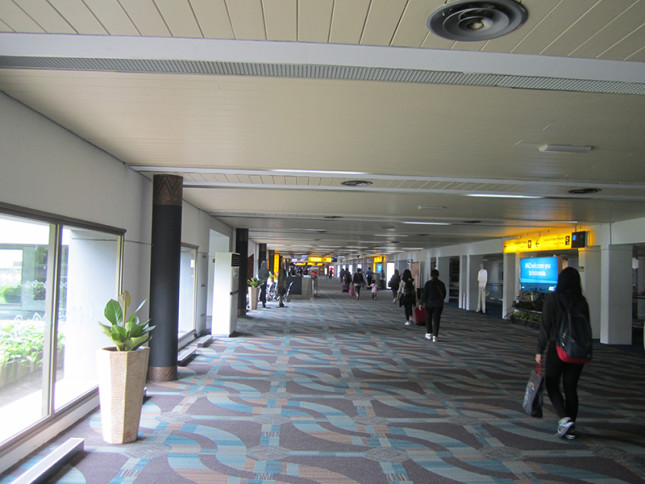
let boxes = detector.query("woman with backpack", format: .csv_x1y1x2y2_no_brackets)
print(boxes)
398,269,416,326
535,267,591,440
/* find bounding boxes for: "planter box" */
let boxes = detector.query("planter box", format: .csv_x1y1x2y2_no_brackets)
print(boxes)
248,286,260,310
97,346,149,444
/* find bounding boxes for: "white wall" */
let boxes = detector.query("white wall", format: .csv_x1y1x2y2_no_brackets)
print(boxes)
0,93,226,329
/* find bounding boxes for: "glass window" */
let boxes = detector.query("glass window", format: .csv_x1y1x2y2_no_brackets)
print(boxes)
0,215,50,442
0,212,121,444
178,246,196,338
55,226,120,410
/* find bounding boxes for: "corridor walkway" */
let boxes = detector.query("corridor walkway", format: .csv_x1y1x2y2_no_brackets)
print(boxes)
4,277,645,483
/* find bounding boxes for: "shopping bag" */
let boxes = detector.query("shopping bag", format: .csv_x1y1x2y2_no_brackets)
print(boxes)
413,306,427,326
522,363,544,418
348,284,355,297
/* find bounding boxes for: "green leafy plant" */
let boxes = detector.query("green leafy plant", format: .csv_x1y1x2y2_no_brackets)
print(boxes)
247,277,262,288
99,291,155,351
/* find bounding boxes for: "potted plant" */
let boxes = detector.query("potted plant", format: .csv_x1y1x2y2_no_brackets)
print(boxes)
247,277,262,310
97,291,155,444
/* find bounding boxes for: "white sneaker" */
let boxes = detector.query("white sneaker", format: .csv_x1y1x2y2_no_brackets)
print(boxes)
556,417,574,438
425,333,432,340
404,321,412,326
432,336,437,342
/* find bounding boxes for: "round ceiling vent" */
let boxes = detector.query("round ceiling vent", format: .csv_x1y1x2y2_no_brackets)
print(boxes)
428,0,528,42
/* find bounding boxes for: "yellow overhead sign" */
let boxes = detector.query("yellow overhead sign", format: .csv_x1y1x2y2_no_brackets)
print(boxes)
504,232,574,253
308,256,333,263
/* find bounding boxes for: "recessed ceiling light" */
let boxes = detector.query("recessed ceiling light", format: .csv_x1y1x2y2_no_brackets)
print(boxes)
403,221,451,226
539,144,592,153
272,169,368,176
417,205,446,210
467,194,541,199
341,180,373,187
568,188,601,195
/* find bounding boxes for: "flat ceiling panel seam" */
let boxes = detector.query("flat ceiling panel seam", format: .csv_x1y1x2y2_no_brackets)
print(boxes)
1,56,644,95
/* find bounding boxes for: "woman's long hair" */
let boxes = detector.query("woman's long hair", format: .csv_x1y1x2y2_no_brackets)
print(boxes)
402,269,412,282
555,267,582,297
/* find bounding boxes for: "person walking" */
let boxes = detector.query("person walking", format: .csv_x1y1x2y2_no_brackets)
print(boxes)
398,269,416,325
389,269,401,303
420,269,447,342
352,268,366,300
535,267,590,440
257,260,271,308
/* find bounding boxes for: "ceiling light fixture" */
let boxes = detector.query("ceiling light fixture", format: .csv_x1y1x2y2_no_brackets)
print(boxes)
417,205,446,210
467,194,541,199
272,169,368,176
427,0,528,42
538,144,593,153
402,221,452,226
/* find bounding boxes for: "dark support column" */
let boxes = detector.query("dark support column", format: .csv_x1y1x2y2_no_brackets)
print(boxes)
258,243,267,272
148,174,183,382
268,250,275,272
236,228,249,316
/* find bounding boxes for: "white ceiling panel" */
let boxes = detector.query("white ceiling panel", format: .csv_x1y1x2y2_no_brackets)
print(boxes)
14,0,75,33
263,0,297,41
118,0,171,37
1,0,644,257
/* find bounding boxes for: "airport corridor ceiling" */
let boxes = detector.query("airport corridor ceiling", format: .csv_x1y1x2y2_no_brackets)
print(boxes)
1,0,645,259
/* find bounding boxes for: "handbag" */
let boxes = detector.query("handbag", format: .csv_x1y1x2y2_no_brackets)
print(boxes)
348,284,355,297
522,363,544,418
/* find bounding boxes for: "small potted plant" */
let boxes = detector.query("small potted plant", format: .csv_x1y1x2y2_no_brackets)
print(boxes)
247,277,262,310
97,291,155,444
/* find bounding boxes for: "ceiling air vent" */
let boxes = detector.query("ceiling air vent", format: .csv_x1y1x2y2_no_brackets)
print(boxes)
428,0,528,42
341,180,373,187
568,188,601,195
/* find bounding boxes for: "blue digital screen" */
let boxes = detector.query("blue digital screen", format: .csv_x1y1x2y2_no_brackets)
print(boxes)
376,263,383,273
520,256,558,292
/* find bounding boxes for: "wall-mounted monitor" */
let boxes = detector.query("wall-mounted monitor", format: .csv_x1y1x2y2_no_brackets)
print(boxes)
571,231,587,248
520,256,558,293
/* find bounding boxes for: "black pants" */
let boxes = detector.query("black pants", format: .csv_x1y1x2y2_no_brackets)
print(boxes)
403,303,414,321
425,305,443,336
260,283,267,306
544,344,584,421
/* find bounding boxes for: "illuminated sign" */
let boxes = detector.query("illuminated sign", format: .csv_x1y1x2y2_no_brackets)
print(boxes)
308,256,333,263
520,257,558,284
520,256,559,293
503,232,573,253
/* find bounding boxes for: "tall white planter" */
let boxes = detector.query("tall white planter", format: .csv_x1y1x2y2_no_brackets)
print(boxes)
97,346,149,444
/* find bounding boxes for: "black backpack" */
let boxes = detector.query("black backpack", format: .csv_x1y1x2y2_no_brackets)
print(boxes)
403,280,415,296
556,294,592,364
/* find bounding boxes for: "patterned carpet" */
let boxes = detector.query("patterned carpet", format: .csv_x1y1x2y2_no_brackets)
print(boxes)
4,278,645,483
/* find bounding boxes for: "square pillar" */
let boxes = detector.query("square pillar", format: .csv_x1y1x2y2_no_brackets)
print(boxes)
502,252,518,320
600,244,632,344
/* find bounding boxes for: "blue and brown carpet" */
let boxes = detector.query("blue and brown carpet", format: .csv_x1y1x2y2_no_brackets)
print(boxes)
4,278,645,483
